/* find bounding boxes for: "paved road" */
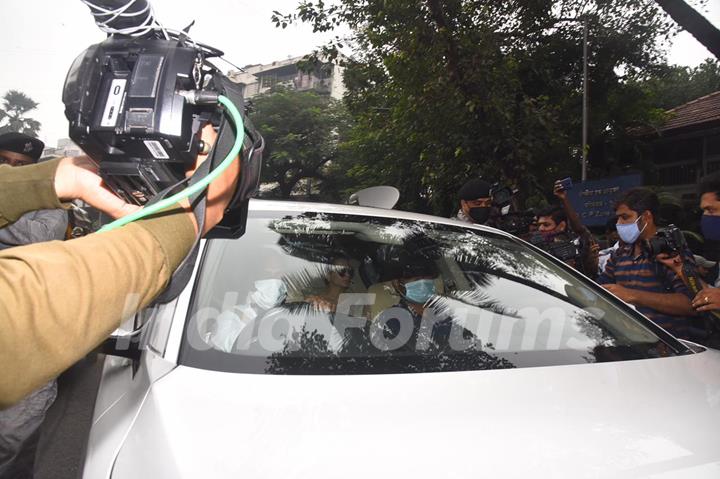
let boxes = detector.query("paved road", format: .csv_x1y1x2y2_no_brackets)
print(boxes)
35,354,104,479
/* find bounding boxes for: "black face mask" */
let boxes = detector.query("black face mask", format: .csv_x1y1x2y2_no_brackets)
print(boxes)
702,263,719,284
469,207,491,224
704,239,720,262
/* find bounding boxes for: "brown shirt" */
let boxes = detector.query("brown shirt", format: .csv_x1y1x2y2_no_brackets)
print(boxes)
0,159,196,408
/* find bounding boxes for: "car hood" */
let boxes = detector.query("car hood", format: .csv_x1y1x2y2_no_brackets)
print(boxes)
112,350,720,478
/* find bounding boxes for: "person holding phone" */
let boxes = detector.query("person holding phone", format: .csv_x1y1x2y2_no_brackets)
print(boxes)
542,177,600,277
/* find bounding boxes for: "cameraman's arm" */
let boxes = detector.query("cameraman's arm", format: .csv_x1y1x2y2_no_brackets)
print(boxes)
0,160,71,228
554,181,585,235
580,232,599,279
0,158,137,228
604,263,696,316
0,127,239,408
0,209,195,408
622,290,696,316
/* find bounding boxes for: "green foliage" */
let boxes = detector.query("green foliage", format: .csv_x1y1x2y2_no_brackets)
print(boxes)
274,0,684,215
639,59,720,110
0,90,41,137
250,88,351,199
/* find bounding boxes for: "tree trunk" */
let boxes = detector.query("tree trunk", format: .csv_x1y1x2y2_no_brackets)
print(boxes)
278,181,294,199
655,0,720,59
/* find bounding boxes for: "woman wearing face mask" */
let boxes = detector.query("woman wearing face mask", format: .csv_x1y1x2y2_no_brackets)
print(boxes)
597,188,696,339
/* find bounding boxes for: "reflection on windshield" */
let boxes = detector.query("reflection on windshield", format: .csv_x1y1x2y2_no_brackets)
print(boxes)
180,212,676,375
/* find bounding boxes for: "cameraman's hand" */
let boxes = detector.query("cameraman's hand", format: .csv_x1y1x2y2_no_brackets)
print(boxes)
602,283,636,304
691,287,720,312
179,124,240,235
54,156,140,219
656,252,683,275
553,181,567,201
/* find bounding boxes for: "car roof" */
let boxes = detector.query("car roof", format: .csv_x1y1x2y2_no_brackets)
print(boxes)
247,199,515,239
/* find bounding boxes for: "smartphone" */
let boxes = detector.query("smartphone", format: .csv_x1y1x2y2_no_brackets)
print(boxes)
557,177,573,191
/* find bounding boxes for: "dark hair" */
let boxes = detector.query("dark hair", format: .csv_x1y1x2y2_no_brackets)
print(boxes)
699,172,720,199
537,205,567,226
614,188,659,219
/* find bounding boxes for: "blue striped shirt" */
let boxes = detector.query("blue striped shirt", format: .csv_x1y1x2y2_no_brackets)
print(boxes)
597,242,692,338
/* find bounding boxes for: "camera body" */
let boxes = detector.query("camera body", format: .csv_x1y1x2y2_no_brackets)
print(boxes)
490,183,514,208
495,210,535,237
64,37,213,204
529,232,581,262
63,36,263,236
646,225,687,258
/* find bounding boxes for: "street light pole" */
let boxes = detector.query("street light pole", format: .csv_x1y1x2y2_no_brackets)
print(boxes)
581,18,588,182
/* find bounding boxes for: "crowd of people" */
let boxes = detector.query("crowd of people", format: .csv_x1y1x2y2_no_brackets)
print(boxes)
2,124,720,476
453,175,720,346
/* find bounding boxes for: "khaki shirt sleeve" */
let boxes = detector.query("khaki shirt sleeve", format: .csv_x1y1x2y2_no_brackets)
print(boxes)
0,160,197,408
0,159,69,228
0,211,195,408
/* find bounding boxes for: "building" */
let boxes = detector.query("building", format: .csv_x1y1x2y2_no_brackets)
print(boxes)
633,91,720,203
42,138,83,158
228,55,346,100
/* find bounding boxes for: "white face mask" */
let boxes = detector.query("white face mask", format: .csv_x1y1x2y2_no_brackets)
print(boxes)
250,279,287,309
616,215,646,244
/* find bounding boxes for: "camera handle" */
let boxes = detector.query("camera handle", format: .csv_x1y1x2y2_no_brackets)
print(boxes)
680,261,720,335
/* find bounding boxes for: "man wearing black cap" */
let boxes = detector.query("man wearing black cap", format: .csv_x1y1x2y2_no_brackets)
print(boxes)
0,133,67,479
0,133,45,167
454,178,493,225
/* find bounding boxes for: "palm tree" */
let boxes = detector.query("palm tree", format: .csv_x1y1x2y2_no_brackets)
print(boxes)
0,90,42,137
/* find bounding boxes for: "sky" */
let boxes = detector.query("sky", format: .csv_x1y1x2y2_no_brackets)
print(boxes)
0,0,718,148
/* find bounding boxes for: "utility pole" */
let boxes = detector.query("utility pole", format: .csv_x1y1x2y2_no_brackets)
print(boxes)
557,17,590,182
581,18,589,182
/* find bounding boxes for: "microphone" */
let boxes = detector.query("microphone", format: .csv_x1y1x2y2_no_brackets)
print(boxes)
81,0,159,38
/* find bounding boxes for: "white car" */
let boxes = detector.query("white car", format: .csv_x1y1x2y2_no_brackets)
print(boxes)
83,199,720,478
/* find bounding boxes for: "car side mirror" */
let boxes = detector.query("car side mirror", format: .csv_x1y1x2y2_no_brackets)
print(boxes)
100,329,142,361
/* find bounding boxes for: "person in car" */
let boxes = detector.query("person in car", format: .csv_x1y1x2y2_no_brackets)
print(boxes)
373,258,467,353
305,256,354,313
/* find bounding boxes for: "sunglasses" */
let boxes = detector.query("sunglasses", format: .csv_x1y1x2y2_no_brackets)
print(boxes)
333,266,354,277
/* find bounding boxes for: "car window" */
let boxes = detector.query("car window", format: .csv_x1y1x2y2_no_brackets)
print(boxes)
179,209,685,374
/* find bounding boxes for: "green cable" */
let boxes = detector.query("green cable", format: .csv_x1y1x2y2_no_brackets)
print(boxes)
99,95,244,232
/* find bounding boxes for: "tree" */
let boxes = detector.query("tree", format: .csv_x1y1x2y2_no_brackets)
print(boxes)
250,88,350,199
655,0,720,59
274,0,680,215
638,59,720,110
0,90,41,137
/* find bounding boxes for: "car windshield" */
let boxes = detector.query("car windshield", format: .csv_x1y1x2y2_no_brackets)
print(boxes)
179,209,685,375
